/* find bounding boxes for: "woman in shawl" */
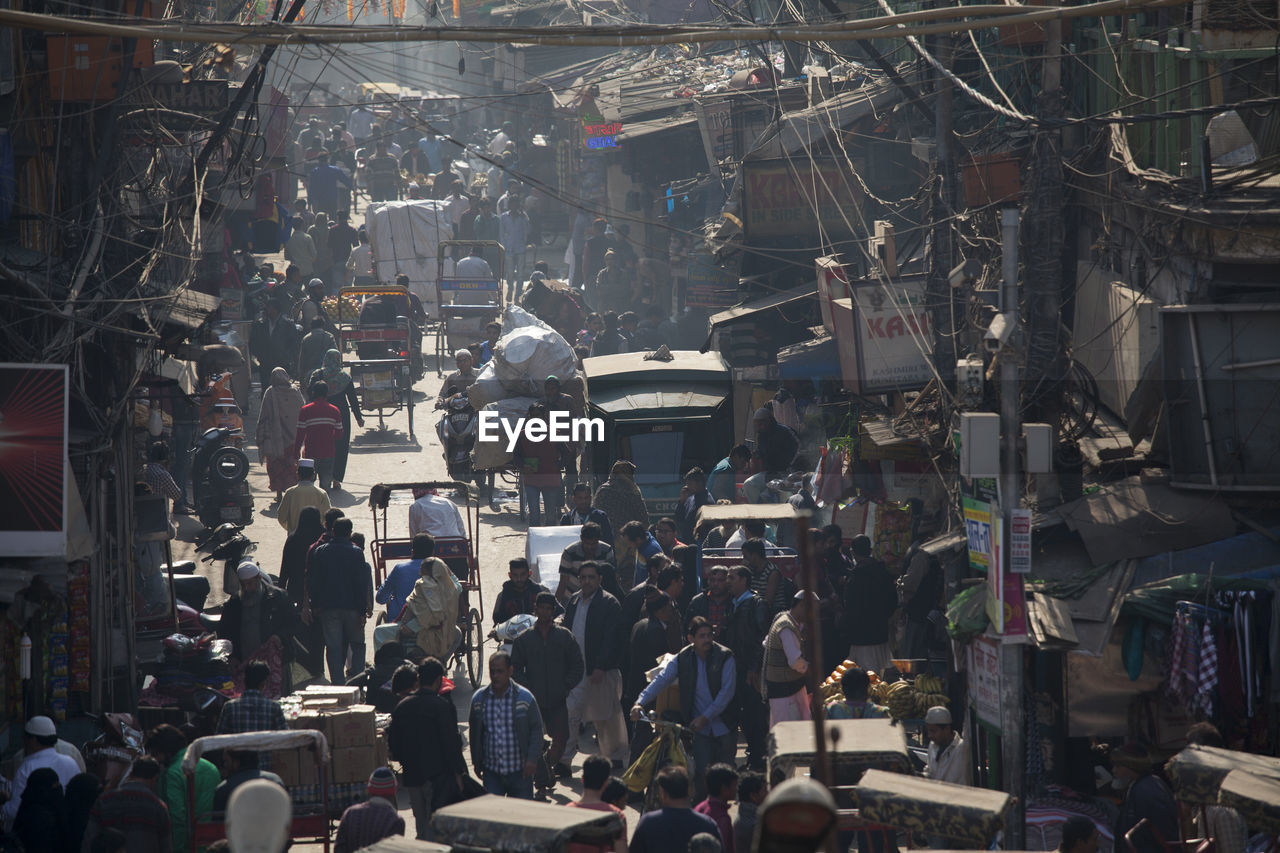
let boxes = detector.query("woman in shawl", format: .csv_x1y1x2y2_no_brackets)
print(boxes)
257,367,306,501
592,459,649,585
14,767,70,853
280,505,325,606
63,773,101,853
399,556,461,660
309,348,364,490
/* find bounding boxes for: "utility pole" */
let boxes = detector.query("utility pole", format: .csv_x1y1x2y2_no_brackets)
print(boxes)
998,206,1026,848
928,14,957,383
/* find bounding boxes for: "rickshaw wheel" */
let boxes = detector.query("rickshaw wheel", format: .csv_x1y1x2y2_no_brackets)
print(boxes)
466,608,483,688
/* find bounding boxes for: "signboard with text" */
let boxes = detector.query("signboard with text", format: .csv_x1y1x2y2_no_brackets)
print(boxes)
741,158,861,240
963,496,993,571
968,634,1001,726
850,276,934,392
1010,507,1032,574
694,99,733,179
685,253,738,309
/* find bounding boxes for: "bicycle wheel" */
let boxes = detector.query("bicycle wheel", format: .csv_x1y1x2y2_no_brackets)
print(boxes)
466,607,483,688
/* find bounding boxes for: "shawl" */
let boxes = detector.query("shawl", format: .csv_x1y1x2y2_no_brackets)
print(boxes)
321,348,353,397
406,560,461,660
256,367,305,458
593,475,649,537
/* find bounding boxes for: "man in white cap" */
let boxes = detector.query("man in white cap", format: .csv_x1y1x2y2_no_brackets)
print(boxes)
277,458,331,535
226,778,292,853
218,562,301,695
0,715,81,830
761,591,816,727
923,705,970,786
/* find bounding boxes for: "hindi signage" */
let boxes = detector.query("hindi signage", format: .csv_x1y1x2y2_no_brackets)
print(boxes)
1010,507,1032,574
694,99,733,179
968,634,1001,726
685,253,738,309
963,496,993,571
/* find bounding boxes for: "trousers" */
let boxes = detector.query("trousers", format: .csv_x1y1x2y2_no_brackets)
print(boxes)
565,671,628,764
320,609,366,683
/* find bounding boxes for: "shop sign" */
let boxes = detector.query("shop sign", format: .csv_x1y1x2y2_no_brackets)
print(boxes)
685,253,738,309
0,364,68,557
1009,507,1032,574
849,276,934,393
741,158,861,240
968,634,1001,726
963,496,993,571
129,80,229,115
693,100,733,179
582,121,622,150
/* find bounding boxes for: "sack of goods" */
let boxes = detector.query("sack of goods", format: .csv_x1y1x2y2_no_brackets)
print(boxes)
472,396,540,470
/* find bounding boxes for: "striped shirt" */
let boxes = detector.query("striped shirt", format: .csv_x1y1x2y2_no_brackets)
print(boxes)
294,399,344,459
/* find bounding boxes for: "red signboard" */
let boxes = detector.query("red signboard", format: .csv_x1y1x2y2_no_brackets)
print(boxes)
0,364,69,557
742,158,862,240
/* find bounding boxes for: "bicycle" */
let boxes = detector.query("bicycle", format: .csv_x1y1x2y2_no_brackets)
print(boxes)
622,711,693,813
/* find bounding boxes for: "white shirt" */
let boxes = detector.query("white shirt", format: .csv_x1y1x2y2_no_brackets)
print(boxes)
408,494,467,540
571,590,595,654
487,131,511,156
725,529,783,553
348,107,374,139
926,734,971,786
444,195,470,227
348,244,373,277
455,256,494,279
2,748,81,830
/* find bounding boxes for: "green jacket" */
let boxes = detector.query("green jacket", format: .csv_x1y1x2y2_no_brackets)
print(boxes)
159,747,221,852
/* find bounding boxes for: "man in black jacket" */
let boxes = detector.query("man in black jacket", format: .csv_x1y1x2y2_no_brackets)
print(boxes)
721,566,770,771
387,657,466,840
673,467,714,545
840,535,898,677
218,562,300,691
512,592,584,795
561,561,628,768
743,406,799,502
685,565,731,638
491,559,553,626
249,297,301,390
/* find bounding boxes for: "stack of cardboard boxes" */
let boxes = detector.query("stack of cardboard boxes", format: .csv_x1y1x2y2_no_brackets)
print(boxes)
278,685,390,789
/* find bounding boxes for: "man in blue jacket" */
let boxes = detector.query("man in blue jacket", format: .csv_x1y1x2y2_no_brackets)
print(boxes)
468,652,546,799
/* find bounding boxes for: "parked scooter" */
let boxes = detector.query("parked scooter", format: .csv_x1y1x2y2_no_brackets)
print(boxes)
436,392,477,484
195,522,257,599
191,426,253,529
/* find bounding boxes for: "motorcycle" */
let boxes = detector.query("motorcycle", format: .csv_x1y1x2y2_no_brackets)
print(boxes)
191,426,253,530
436,392,478,484
489,613,536,656
195,522,257,600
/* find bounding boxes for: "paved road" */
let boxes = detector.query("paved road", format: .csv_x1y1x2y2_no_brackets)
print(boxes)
170,331,657,844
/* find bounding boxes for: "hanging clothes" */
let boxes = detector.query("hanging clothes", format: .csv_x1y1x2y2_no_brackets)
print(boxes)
1195,620,1219,717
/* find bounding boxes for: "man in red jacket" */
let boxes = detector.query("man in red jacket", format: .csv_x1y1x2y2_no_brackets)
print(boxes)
294,381,344,490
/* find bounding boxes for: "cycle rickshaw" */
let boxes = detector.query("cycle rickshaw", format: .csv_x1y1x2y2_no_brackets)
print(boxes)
334,283,422,438
435,239,504,376
367,481,485,688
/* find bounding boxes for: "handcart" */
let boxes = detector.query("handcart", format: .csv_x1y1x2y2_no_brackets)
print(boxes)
431,794,625,852
183,730,332,853
334,284,420,437
367,481,485,688
853,768,1013,848
435,239,504,376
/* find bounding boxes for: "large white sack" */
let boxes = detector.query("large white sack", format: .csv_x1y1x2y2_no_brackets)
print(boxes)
502,304,553,333
467,362,508,410
364,200,452,315
470,396,539,470
494,328,577,395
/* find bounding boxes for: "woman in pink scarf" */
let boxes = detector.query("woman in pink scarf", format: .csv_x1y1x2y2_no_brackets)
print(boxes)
257,367,305,500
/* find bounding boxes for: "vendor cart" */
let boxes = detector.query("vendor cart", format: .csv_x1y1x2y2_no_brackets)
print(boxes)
368,481,485,688
334,284,420,437
853,768,1013,848
436,239,504,376
769,718,913,786
1167,745,1280,853
697,503,804,584
183,730,332,853
431,794,625,852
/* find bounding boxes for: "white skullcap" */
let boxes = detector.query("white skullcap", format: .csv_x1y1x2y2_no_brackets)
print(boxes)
227,779,292,853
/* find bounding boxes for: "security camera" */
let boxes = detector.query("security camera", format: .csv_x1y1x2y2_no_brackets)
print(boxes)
984,312,1016,353
949,259,982,289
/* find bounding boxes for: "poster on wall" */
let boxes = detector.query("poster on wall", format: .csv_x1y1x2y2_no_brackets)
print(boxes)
0,364,69,557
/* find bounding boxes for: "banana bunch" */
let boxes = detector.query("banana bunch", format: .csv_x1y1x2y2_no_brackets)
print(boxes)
915,673,945,694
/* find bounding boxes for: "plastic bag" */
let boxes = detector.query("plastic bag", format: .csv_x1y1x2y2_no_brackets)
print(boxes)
466,362,507,409
813,444,847,507
494,326,577,395
945,583,991,641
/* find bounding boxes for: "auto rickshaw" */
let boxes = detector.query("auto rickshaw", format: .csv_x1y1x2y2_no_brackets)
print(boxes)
431,795,625,852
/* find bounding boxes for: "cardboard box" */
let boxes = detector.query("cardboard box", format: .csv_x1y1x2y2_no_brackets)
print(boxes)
302,685,361,707
328,705,377,749
292,709,331,739
373,734,389,769
331,746,376,784
273,747,319,787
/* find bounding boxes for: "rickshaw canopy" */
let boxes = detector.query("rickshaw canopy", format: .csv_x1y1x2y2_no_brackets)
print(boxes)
854,768,1012,847
182,731,330,774
1166,744,1280,804
431,795,624,852
769,719,911,784
370,482,473,511
1219,769,1280,834
696,503,810,526
353,838,453,853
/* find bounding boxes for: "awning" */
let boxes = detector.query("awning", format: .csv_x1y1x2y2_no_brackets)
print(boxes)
617,113,699,144
589,382,728,418
134,287,221,338
777,334,839,379
703,286,818,352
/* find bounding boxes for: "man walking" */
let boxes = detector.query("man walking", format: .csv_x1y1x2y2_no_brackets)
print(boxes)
491,558,553,625
388,657,467,839
841,534,898,676
250,297,301,391
631,766,720,853
560,483,613,547
762,591,815,727
632,617,736,802
0,716,80,830
562,562,628,768
306,151,353,218
277,459,331,534
305,518,373,684
80,756,171,852
511,592,584,797
721,566,769,770
469,652,546,799
556,522,617,603
294,382,344,490
686,565,731,637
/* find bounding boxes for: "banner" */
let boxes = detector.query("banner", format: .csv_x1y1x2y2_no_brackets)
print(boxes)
963,496,993,571
0,364,69,557
741,158,861,240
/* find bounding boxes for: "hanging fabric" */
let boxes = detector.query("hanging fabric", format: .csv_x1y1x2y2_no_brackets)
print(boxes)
1196,619,1219,717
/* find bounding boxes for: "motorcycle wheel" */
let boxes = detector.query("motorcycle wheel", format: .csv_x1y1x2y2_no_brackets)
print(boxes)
208,446,250,483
